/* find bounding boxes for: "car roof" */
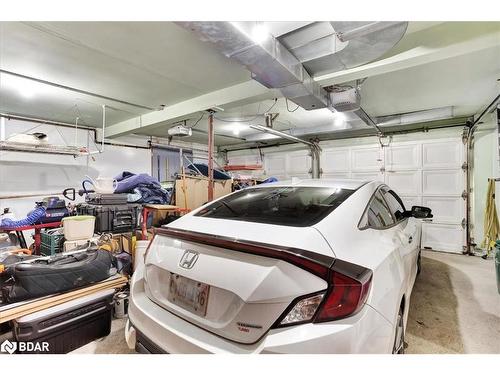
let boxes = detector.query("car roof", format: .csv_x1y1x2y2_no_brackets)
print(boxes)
253,178,378,190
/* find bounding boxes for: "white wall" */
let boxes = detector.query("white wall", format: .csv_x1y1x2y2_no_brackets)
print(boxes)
0,119,207,245
0,119,152,232
471,111,499,248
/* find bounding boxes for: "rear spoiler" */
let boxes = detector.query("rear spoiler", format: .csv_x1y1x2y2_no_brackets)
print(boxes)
154,227,368,283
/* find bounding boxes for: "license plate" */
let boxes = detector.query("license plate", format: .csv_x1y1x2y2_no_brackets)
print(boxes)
168,274,210,317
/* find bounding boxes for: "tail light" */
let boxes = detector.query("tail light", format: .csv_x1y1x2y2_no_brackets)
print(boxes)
314,262,372,323
275,260,372,327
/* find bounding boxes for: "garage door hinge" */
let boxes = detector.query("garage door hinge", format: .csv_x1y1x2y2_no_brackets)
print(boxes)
462,128,469,144
461,162,468,171
461,218,466,229
461,190,468,199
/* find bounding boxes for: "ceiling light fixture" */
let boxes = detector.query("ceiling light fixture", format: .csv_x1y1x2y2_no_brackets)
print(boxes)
251,23,269,44
1,74,47,99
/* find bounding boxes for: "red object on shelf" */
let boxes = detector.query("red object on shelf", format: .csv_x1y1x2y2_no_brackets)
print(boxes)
223,164,263,171
0,221,62,255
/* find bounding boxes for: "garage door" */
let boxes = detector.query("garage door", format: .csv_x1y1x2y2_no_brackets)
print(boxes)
263,136,466,254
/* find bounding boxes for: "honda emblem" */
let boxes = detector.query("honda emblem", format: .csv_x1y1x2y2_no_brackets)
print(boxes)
179,250,199,269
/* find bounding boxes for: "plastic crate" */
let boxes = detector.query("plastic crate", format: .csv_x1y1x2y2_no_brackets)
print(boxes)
40,230,64,256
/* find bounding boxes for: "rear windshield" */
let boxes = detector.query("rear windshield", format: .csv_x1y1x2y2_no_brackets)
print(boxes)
195,186,355,227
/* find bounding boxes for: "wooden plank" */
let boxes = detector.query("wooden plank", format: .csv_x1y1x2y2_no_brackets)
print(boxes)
0,276,128,323
0,282,126,323
0,277,127,318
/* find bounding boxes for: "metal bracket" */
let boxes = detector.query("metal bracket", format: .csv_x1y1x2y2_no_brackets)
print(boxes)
462,127,469,144
461,218,466,229
461,162,468,171
461,190,468,200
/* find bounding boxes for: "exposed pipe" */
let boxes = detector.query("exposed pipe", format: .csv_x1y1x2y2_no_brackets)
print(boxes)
249,124,315,146
74,116,79,146
354,107,383,134
249,124,322,179
0,69,157,111
207,112,215,201
0,113,150,150
310,145,321,179
101,105,106,152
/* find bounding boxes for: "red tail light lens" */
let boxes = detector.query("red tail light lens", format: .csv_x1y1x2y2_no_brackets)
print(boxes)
314,266,372,322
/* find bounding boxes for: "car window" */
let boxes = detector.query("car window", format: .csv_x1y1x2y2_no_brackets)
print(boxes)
383,190,406,222
195,186,355,227
362,191,395,229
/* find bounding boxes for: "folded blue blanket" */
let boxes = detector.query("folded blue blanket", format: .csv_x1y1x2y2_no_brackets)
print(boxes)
114,171,161,193
114,171,170,204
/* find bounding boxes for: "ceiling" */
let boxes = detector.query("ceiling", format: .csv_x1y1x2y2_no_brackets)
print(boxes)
0,21,498,147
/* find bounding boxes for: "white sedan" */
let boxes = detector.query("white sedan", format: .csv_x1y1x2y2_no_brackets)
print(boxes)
125,179,432,354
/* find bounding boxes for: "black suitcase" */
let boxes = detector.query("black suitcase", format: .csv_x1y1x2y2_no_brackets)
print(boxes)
1,250,116,303
85,193,129,205
13,289,115,354
77,203,141,234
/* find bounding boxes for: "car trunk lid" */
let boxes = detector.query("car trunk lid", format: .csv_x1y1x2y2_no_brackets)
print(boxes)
144,225,333,344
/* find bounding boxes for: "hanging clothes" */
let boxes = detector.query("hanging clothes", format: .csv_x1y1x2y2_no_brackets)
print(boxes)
481,179,500,255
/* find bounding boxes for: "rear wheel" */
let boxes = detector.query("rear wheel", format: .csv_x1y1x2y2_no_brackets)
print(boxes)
392,307,405,354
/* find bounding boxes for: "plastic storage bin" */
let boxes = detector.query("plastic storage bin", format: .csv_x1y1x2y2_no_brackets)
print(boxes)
13,288,114,354
62,215,95,240
40,229,64,256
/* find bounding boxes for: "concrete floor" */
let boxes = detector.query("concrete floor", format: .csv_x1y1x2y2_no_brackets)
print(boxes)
406,250,500,354
2,250,499,354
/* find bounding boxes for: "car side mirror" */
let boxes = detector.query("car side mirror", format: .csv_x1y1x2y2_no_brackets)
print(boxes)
409,205,433,219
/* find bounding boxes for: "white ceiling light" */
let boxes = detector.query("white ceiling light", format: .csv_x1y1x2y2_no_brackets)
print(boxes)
251,23,269,44
227,122,247,136
1,74,49,99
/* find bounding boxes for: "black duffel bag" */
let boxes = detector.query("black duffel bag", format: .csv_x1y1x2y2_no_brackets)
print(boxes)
1,250,116,303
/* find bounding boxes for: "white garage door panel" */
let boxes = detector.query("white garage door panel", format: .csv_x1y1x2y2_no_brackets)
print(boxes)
421,223,464,253
422,169,463,195
400,196,422,209
422,141,463,169
323,172,351,179
422,196,464,224
322,149,350,173
351,171,384,181
259,134,465,254
385,143,421,170
288,151,310,174
351,147,382,171
265,154,286,175
385,171,422,195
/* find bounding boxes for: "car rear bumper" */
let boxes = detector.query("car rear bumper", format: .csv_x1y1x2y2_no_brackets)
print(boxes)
126,271,394,354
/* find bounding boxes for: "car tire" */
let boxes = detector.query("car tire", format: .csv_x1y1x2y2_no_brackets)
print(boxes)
392,306,405,354
417,250,422,276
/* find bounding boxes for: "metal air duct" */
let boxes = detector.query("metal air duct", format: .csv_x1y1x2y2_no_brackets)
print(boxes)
176,22,329,111
177,22,407,134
